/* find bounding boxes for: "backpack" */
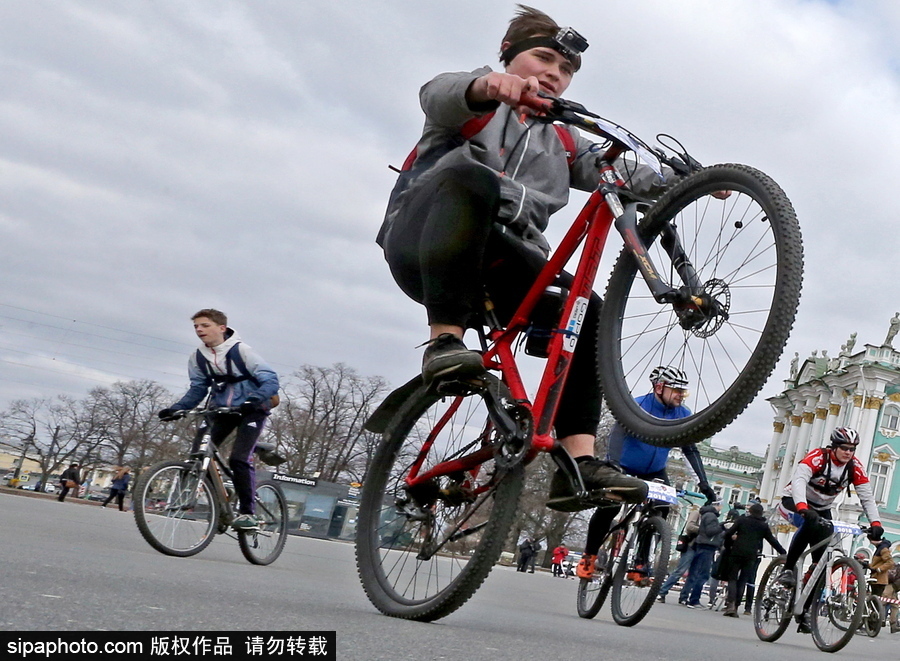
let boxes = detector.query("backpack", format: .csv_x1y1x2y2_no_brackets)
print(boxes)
809,449,853,497
889,563,900,587
195,343,280,408
377,112,577,247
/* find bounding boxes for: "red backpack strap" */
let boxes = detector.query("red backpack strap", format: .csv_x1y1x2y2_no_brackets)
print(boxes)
554,124,577,169
460,111,495,139
400,112,496,172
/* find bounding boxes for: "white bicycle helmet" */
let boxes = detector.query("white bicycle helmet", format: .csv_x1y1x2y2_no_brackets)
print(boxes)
829,426,860,447
649,365,689,389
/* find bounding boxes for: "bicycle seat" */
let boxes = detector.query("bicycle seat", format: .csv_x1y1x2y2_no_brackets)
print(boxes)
254,443,286,466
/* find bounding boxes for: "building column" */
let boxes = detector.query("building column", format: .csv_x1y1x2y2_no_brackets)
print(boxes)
760,418,787,504
856,395,883,470
805,405,829,455
775,414,803,496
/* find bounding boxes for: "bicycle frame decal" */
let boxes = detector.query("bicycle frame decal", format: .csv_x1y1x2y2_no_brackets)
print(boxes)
562,296,589,353
644,481,678,505
829,520,861,535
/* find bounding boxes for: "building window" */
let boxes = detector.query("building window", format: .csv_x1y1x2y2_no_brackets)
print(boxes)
870,461,892,505
882,406,900,431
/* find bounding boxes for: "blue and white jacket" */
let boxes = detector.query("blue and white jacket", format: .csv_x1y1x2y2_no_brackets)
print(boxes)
172,328,279,411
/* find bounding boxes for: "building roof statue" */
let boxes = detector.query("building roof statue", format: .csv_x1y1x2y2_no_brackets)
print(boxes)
886,313,900,347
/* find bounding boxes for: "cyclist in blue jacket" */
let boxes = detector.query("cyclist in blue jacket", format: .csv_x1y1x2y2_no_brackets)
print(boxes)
158,308,280,530
575,366,716,579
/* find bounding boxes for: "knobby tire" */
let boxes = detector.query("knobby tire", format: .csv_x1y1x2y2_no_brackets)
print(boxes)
355,383,524,621
598,164,803,446
133,459,219,557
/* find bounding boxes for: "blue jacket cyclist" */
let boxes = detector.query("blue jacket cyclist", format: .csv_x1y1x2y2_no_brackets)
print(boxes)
158,308,280,531
574,366,717,580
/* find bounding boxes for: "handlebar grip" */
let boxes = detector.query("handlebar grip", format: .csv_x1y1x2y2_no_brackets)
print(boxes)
518,91,555,114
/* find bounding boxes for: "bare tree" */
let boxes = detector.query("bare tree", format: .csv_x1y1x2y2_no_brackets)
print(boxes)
267,364,389,482
84,380,176,469
1,396,105,490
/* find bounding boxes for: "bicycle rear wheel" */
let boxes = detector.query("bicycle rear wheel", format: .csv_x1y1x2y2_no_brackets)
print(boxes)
598,164,803,446
862,594,884,637
576,529,621,619
609,515,670,626
133,460,219,557
355,382,525,621
753,556,792,642
238,480,288,566
809,556,865,652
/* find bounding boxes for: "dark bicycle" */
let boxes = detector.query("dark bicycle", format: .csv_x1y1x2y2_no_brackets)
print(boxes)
577,484,702,626
134,407,289,565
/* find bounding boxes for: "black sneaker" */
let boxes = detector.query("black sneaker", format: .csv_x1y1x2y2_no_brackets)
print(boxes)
577,459,649,502
797,618,811,634
777,568,796,588
421,334,485,384
547,460,648,511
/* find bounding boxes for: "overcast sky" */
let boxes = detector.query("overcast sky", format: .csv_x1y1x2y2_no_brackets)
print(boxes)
1,0,898,455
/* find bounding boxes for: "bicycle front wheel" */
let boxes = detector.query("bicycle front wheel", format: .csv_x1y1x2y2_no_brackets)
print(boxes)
576,530,620,619
355,383,525,622
598,164,803,446
238,480,288,566
609,515,670,626
753,556,792,642
133,460,219,557
809,556,865,653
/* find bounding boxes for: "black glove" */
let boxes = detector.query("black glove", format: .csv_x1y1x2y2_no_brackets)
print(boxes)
868,524,884,541
158,408,180,421
239,397,263,415
699,483,717,504
799,507,820,524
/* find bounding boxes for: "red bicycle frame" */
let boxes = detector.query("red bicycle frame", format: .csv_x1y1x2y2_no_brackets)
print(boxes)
402,150,638,491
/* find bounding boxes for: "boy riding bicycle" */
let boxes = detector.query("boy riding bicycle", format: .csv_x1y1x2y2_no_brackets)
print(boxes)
158,309,280,530
574,367,717,579
377,5,675,502
776,427,883,610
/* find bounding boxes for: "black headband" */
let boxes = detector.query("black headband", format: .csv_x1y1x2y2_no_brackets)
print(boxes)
501,36,582,71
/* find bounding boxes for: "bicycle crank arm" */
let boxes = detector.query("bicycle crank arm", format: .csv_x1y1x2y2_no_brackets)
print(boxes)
446,521,488,543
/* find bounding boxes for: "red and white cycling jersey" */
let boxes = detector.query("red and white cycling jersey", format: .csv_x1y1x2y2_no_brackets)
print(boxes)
782,447,879,523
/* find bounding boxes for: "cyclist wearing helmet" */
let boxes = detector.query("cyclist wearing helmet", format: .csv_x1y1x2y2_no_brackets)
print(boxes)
777,426,883,587
574,367,716,579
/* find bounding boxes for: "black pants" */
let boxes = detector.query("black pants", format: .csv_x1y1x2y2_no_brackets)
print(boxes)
102,488,126,511
57,483,76,501
384,163,602,438
781,497,833,571
517,553,533,572
724,554,759,607
191,411,267,514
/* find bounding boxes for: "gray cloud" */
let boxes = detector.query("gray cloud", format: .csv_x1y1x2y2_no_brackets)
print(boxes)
2,0,899,455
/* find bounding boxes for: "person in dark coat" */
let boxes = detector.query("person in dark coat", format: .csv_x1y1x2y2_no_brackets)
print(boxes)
517,537,536,572
57,463,82,502
719,502,786,617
